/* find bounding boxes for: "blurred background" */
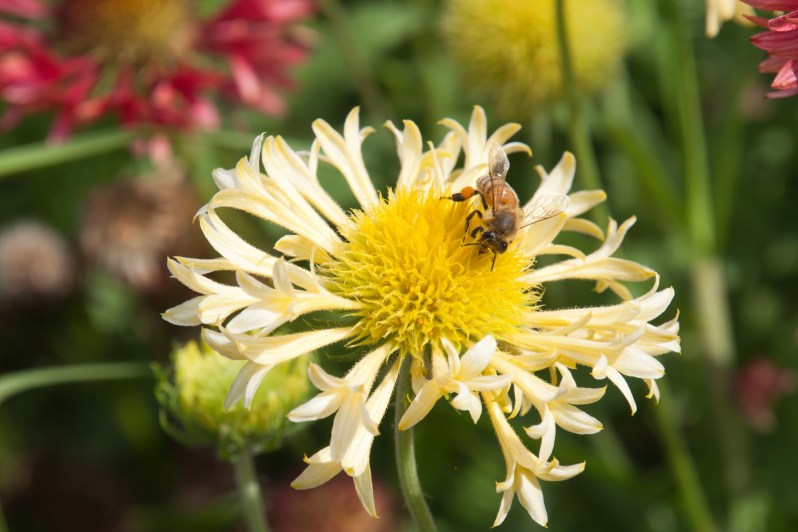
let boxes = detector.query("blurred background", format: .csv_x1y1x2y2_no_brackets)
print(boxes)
1,0,797,530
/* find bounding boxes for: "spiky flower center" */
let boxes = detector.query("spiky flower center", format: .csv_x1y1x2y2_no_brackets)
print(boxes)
324,188,538,356
56,0,193,66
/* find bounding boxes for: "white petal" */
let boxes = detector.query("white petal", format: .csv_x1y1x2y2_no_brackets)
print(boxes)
459,335,497,377
525,406,555,463
225,304,286,335
162,296,203,326
493,488,514,527
231,327,354,364
527,151,576,203
224,361,271,409
288,391,342,422
330,390,367,461
398,381,443,429
449,383,482,423
212,167,237,190
291,448,341,489
197,293,258,325
516,471,548,527
201,328,245,360
312,108,378,209
243,364,272,409
593,360,637,414
306,362,344,391
550,402,604,434
353,464,379,517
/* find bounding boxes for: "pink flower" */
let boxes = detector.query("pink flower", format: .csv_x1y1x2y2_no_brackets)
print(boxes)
735,357,796,432
0,0,314,141
744,0,798,97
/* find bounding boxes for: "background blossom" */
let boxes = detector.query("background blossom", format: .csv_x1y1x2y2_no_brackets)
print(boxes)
0,0,314,140
744,0,798,97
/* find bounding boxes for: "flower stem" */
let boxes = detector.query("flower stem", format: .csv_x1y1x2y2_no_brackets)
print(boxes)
0,362,150,407
661,0,747,520
394,356,437,532
601,71,683,231
653,380,718,532
232,445,269,532
0,129,136,179
660,0,714,255
554,0,608,224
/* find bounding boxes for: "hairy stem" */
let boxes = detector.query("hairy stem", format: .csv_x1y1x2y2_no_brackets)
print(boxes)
394,356,437,532
232,446,269,532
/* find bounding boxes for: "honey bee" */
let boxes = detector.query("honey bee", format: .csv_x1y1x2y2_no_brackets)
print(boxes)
445,144,570,269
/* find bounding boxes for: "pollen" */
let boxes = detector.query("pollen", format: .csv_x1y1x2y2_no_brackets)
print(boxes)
324,188,539,356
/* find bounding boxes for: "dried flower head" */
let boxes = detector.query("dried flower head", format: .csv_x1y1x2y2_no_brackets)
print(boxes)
0,220,76,304
79,172,203,293
164,107,679,526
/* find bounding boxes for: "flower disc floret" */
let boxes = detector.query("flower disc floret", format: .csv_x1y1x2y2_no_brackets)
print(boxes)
325,188,536,356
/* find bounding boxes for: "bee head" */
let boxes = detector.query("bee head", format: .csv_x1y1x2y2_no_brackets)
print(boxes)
481,231,509,254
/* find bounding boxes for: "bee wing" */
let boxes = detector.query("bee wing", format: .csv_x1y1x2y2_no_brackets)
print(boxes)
488,143,509,212
520,193,570,228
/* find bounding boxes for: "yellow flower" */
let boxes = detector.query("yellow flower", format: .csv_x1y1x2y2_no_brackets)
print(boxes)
164,107,679,526
441,0,627,115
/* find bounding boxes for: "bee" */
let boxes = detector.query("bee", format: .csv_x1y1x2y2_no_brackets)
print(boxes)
444,144,570,269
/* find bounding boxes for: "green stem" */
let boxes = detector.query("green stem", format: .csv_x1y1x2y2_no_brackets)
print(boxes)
394,356,437,532
712,35,751,250
653,380,718,532
601,72,683,230
0,129,136,179
0,362,151,407
319,0,392,121
554,0,608,224
232,446,269,532
690,258,747,498
661,0,715,255
661,0,747,521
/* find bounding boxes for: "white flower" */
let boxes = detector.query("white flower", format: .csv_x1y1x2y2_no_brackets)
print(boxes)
164,106,679,525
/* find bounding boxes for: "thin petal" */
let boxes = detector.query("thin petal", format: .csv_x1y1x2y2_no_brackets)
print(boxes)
398,380,442,429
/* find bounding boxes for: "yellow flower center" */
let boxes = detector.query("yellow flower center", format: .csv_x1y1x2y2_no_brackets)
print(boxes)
56,0,194,66
324,188,538,356
442,0,626,114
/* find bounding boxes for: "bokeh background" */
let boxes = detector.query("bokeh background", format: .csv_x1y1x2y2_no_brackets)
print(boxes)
1,0,797,530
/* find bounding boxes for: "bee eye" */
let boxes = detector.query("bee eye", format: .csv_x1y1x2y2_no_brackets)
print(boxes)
498,241,508,252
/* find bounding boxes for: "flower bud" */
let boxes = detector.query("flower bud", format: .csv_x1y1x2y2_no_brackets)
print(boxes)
156,341,311,458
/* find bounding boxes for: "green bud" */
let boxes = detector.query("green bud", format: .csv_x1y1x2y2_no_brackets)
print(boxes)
155,341,311,459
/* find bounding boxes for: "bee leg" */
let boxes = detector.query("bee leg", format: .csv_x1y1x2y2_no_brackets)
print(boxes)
470,224,484,239
464,209,483,236
490,252,497,271
446,186,477,202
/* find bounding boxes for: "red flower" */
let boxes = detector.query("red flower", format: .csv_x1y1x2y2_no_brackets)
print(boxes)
744,0,798,97
735,357,796,432
0,0,314,141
